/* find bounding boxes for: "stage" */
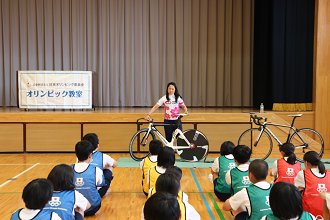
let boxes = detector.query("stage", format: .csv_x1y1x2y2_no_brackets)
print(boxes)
0,107,315,153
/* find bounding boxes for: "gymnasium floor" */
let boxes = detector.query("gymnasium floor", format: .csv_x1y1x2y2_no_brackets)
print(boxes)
2,152,330,219
0,153,243,219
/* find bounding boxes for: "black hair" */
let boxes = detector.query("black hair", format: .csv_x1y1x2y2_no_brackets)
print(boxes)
149,140,163,155
82,133,99,151
165,166,182,181
144,192,181,220
249,159,268,181
270,182,303,219
75,140,94,161
279,143,297,165
166,82,182,103
303,151,325,174
157,146,175,168
155,173,180,197
220,141,235,155
232,145,251,163
22,178,53,209
47,164,75,191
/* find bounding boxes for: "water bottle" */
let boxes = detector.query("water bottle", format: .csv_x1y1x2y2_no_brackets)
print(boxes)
260,103,264,113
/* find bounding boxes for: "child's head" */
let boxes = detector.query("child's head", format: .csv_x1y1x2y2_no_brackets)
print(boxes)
157,146,175,168
82,133,99,151
22,178,53,209
155,173,180,197
165,166,182,181
269,182,303,219
47,164,75,191
233,145,251,164
279,143,297,165
149,140,163,155
303,151,325,174
75,140,94,161
144,192,181,220
248,159,268,182
220,141,235,155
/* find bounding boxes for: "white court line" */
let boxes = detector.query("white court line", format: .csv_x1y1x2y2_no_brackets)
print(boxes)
0,164,61,165
0,163,40,188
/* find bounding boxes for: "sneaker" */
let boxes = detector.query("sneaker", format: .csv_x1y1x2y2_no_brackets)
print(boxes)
208,174,214,185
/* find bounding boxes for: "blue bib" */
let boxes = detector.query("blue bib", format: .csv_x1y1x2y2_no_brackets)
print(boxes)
44,190,75,220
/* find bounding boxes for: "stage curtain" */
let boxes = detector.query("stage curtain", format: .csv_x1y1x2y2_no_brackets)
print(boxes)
0,0,254,107
253,0,314,111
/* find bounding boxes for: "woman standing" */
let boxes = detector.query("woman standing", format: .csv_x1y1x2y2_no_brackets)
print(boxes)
145,82,189,142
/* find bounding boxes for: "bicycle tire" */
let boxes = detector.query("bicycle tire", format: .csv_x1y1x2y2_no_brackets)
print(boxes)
175,129,209,162
129,128,156,161
238,128,273,160
289,128,324,162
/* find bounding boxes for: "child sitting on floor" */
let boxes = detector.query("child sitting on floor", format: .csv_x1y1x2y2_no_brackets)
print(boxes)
210,141,236,201
223,159,273,220
226,145,252,195
139,139,163,196
10,178,61,220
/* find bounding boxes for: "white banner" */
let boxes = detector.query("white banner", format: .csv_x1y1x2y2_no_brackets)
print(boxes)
18,71,92,109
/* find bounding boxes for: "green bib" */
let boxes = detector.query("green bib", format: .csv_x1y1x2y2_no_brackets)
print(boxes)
230,167,251,195
246,184,272,220
215,156,236,194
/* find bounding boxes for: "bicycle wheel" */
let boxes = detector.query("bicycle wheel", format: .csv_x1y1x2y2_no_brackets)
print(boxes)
176,129,209,162
129,128,156,161
289,128,324,162
238,128,273,160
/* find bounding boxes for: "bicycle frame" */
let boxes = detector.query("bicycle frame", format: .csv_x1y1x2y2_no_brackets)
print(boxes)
142,121,193,150
255,121,307,149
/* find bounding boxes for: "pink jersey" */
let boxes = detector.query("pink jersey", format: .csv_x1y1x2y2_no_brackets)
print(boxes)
157,95,184,120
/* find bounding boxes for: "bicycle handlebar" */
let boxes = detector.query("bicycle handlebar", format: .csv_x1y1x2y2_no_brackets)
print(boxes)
250,114,267,126
136,118,153,125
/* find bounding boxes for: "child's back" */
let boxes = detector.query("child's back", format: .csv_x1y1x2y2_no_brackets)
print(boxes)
272,143,301,184
72,140,104,216
11,178,61,220
223,159,273,220
226,145,252,195
139,140,163,196
211,141,236,201
295,151,330,219
147,146,175,190
45,164,90,220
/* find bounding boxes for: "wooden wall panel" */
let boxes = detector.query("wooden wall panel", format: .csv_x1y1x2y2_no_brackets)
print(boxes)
314,0,330,150
26,124,81,151
83,124,138,151
274,112,315,130
197,124,251,152
0,124,23,152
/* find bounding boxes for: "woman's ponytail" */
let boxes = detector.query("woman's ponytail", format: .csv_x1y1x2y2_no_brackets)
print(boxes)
303,151,325,174
280,143,297,165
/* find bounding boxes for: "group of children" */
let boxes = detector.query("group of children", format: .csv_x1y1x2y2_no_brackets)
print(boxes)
139,140,201,220
10,133,330,220
11,133,118,220
210,141,330,220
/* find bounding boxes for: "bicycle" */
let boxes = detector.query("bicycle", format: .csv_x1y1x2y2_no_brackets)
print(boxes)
238,114,324,162
129,114,209,162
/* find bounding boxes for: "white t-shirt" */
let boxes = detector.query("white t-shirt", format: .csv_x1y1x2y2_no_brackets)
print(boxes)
101,152,115,168
211,154,234,173
73,162,104,189
73,190,88,212
229,181,271,216
14,209,61,220
156,95,184,120
294,168,325,189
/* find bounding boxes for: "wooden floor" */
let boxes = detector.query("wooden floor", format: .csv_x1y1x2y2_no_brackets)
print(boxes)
0,153,262,219
1,152,330,220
